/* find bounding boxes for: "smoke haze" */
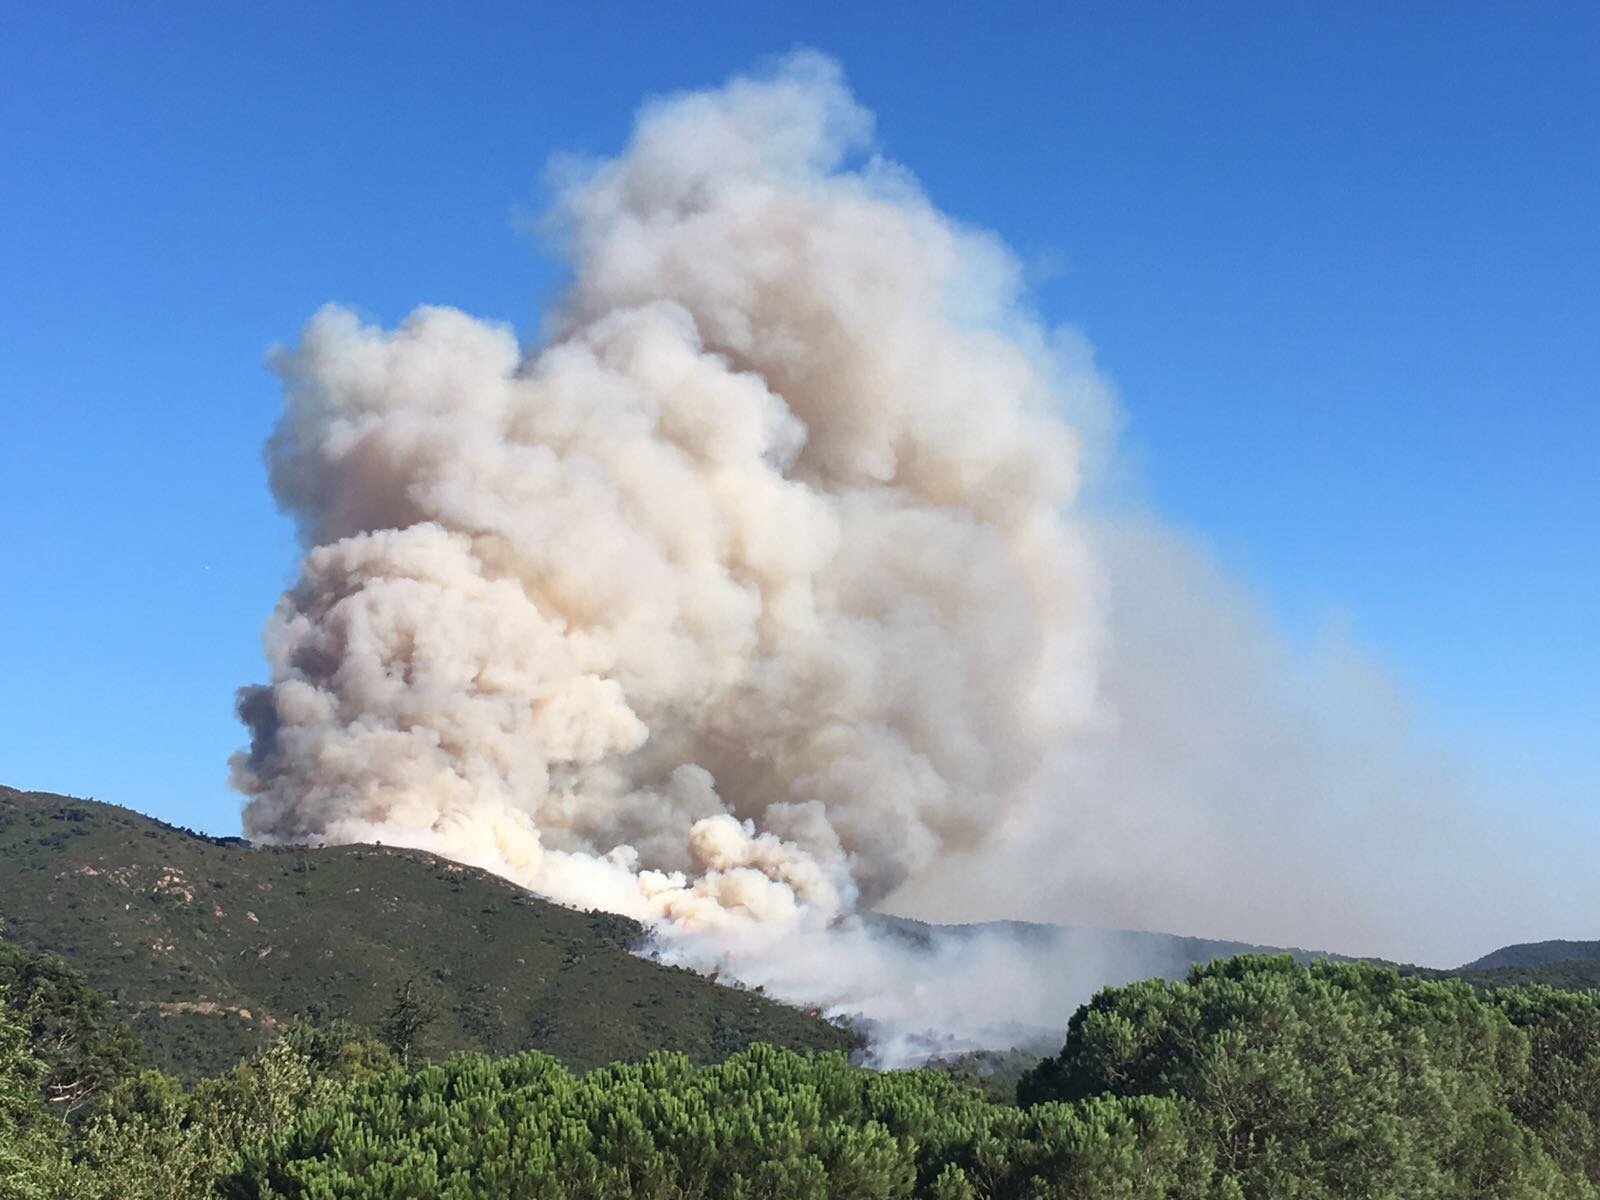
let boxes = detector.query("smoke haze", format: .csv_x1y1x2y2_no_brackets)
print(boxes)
889,518,1599,971
233,53,1591,1058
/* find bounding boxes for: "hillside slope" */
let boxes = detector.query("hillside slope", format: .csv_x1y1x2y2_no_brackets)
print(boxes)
0,786,853,1078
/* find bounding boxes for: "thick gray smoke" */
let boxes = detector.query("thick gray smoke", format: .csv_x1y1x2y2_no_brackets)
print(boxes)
233,53,1104,1044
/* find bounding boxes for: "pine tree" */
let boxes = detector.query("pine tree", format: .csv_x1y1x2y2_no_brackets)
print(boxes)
380,979,438,1068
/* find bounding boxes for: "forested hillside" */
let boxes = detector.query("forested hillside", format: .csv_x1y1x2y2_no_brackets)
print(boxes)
0,787,852,1077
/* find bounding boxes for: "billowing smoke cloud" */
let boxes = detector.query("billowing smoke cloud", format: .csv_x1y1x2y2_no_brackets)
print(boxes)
233,52,1590,1060
232,52,1105,1039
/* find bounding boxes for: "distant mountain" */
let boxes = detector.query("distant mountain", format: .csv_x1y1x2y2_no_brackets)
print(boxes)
1463,940,1600,971
0,786,852,1079
867,912,1349,986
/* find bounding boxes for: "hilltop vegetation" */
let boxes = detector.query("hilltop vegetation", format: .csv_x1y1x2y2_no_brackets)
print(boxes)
0,787,852,1078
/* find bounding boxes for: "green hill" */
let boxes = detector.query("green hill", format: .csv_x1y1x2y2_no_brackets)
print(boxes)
1464,939,1600,971
0,786,853,1079
1388,940,1600,995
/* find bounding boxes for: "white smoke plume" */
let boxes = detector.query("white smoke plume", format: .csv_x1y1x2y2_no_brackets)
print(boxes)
233,52,1590,1059
232,51,1106,1049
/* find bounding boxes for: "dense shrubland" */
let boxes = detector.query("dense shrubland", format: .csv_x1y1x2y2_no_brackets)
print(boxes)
7,934,1600,1198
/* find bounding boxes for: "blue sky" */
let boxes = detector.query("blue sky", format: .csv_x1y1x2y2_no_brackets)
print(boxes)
2,1,1594,837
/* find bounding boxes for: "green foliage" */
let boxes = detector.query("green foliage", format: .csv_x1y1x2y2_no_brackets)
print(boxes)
276,1017,397,1079
1495,985,1600,1189
1019,955,1598,1199
0,997,88,1200
381,979,440,1067
921,1047,1046,1105
0,933,139,1116
72,1026,394,1200
12,952,1600,1199
215,1044,1215,1199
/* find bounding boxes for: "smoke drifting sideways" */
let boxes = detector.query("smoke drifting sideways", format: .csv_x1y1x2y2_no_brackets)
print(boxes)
232,52,1109,1058
891,518,1600,973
